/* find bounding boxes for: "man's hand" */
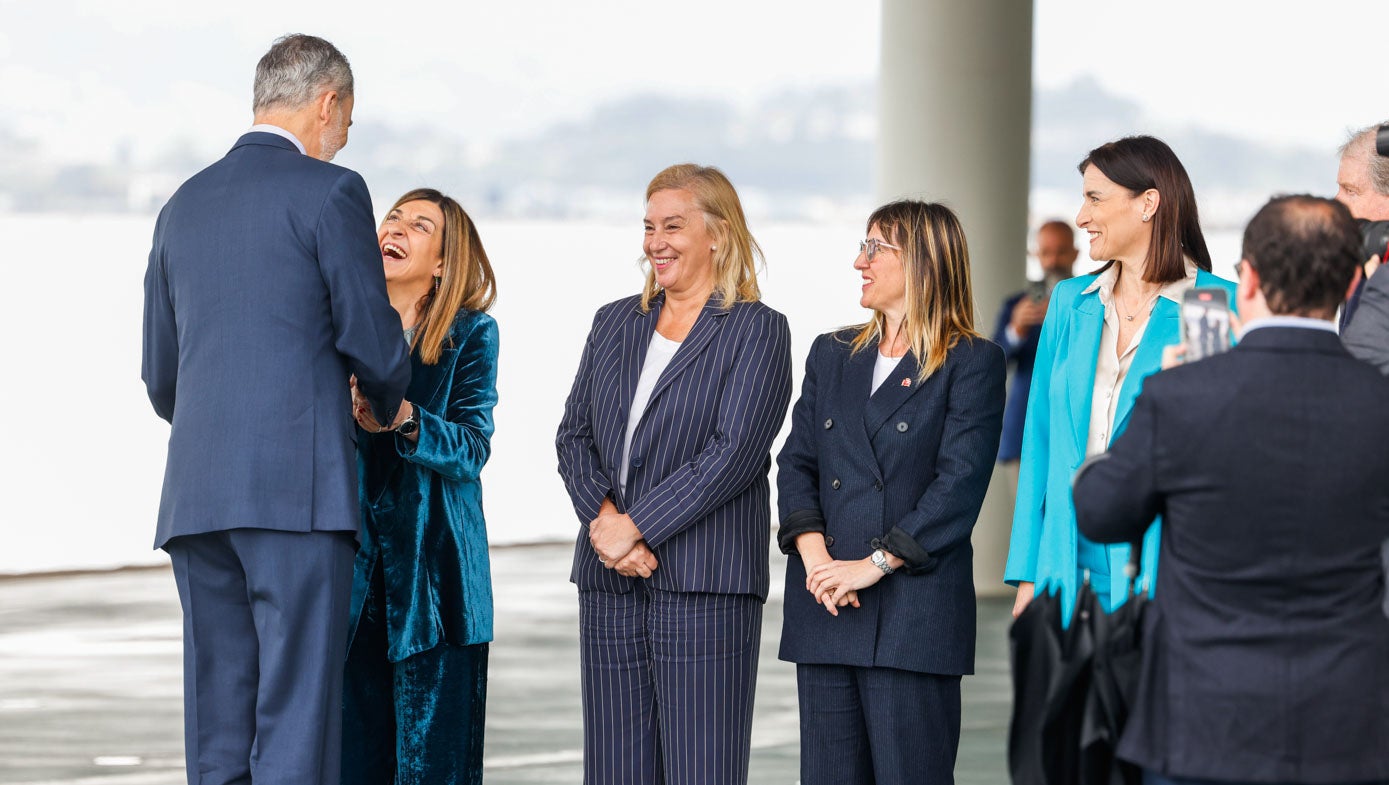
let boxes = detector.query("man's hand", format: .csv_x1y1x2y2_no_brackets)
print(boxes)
1010,297,1048,339
590,512,643,564
613,541,659,578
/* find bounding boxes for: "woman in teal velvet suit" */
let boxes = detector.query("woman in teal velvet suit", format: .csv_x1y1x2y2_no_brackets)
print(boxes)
342,188,499,785
1004,136,1236,624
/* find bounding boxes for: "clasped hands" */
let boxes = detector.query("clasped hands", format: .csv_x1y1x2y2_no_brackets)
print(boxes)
590,499,659,579
796,532,900,617
350,376,413,433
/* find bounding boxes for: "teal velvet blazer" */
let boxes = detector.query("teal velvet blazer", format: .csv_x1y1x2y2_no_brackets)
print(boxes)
1003,269,1236,623
347,309,499,662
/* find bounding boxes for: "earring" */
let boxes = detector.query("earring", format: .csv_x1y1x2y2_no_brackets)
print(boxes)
1141,213,1150,222
710,245,717,251
434,275,441,291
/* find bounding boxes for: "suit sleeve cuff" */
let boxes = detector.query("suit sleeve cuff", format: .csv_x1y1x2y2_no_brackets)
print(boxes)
777,509,826,555
883,526,935,574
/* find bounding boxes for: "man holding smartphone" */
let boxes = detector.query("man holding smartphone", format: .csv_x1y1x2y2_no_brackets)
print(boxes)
992,220,1077,496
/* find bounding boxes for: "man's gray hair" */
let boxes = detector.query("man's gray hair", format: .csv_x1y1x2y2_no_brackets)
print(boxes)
1340,122,1389,197
252,34,354,114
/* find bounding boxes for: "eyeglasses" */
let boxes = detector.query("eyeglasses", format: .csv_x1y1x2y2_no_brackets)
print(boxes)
859,238,902,261
1234,260,1253,277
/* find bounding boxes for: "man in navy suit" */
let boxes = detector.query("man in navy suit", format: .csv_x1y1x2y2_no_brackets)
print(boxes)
1073,195,1389,785
142,34,410,785
992,220,1075,497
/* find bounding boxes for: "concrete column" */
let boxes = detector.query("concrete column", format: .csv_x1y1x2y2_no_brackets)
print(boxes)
878,0,1033,597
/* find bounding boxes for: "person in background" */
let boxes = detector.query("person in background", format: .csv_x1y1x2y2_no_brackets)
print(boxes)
342,188,499,785
992,220,1077,498
1337,121,1389,362
776,200,1004,785
141,34,410,785
1073,194,1389,785
1004,135,1237,623
555,164,792,785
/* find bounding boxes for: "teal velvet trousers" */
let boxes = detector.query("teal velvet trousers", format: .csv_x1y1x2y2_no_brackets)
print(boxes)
342,561,488,785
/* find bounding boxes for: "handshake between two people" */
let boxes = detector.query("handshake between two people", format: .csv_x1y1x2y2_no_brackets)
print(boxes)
589,498,659,579
349,376,415,433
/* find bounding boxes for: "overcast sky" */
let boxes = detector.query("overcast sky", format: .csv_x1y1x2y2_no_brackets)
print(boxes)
1,0,1384,165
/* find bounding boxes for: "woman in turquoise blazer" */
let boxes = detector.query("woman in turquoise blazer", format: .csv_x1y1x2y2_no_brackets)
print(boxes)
1005,136,1236,623
342,189,499,785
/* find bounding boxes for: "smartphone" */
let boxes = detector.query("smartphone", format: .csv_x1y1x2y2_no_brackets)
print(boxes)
1181,287,1232,363
1024,280,1048,303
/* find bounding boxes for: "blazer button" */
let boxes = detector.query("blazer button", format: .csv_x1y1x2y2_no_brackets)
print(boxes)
831,479,841,490
632,456,643,468
409,491,422,503
824,535,835,547
874,480,883,491
824,418,834,430
870,537,883,549
896,421,909,433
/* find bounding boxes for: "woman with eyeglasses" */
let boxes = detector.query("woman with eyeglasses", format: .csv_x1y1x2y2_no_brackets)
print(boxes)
1004,135,1237,625
341,188,498,785
776,200,1005,784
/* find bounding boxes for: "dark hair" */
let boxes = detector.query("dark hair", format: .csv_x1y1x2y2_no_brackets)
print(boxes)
1037,219,1075,242
1078,136,1211,283
1241,195,1361,318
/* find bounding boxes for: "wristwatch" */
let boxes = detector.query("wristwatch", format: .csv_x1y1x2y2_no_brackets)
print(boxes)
870,549,895,575
396,405,419,437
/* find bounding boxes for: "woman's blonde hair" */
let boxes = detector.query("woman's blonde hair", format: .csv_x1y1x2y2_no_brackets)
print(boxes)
390,188,497,365
640,164,762,311
850,200,981,379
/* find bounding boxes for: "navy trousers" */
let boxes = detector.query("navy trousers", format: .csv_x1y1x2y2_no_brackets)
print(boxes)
578,587,763,785
341,557,488,785
166,529,356,785
796,664,962,785
1144,772,1389,785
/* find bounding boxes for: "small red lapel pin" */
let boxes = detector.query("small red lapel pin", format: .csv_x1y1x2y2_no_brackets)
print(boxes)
901,378,912,387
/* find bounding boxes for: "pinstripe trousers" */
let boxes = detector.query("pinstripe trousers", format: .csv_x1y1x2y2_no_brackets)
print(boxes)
578,586,762,785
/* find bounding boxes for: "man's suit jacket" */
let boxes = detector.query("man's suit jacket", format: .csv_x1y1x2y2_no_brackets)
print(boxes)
776,332,1004,676
1342,262,1389,373
993,290,1042,462
556,293,792,600
143,132,410,548
1073,326,1389,784
1004,269,1237,622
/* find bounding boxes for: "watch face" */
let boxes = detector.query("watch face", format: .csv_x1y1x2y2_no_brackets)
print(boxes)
399,419,418,436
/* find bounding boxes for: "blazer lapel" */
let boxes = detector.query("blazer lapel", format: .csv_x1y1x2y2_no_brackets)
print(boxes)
839,340,884,480
408,346,455,409
1068,294,1105,457
645,301,728,403
864,351,926,438
1113,296,1180,438
617,297,658,433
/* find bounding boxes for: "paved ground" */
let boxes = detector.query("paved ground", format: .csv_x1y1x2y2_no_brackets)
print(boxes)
0,543,1013,784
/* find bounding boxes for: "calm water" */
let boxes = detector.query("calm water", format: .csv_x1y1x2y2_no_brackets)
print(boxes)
0,213,1241,574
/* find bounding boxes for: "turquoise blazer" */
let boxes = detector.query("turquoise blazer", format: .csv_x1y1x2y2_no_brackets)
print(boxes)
347,309,499,661
1003,269,1236,622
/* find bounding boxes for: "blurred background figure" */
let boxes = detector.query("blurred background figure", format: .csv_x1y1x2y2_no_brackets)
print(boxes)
1337,121,1389,365
555,164,792,785
776,200,1004,785
1005,136,1235,622
991,220,1077,500
343,188,499,785
1073,194,1389,785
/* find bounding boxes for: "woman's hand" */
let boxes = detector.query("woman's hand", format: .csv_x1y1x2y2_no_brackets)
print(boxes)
1012,581,1036,619
613,541,659,578
589,512,643,564
795,533,860,615
806,559,887,608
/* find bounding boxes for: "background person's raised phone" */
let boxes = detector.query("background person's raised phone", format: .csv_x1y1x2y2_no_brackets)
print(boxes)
1181,287,1232,362
1024,280,1047,303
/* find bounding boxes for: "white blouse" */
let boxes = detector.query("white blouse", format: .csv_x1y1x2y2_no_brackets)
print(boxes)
1082,261,1197,458
871,351,904,395
620,332,683,494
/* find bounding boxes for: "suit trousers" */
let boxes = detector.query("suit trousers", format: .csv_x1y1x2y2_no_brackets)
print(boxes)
166,528,356,785
796,663,962,785
1144,770,1389,785
341,555,488,785
578,586,763,785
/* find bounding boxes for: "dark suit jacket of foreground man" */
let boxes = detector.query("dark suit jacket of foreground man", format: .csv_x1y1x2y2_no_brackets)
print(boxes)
142,131,410,785
1073,325,1389,785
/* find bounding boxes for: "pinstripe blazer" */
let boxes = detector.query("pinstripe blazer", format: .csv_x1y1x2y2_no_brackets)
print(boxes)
556,292,793,600
777,331,1005,675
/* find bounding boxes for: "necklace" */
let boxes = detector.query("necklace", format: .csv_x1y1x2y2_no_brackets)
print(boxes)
1114,289,1161,322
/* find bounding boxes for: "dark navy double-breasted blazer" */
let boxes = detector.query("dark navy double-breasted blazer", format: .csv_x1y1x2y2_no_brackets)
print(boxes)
556,292,793,600
777,330,1005,675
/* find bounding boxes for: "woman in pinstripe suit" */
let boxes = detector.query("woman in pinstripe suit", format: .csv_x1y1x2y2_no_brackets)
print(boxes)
777,201,1005,785
556,163,793,785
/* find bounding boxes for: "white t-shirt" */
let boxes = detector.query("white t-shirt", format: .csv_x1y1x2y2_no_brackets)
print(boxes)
620,332,683,494
871,351,904,395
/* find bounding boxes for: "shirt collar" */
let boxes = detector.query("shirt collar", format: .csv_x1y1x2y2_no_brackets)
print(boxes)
1082,258,1199,307
1239,315,1338,338
247,123,306,155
